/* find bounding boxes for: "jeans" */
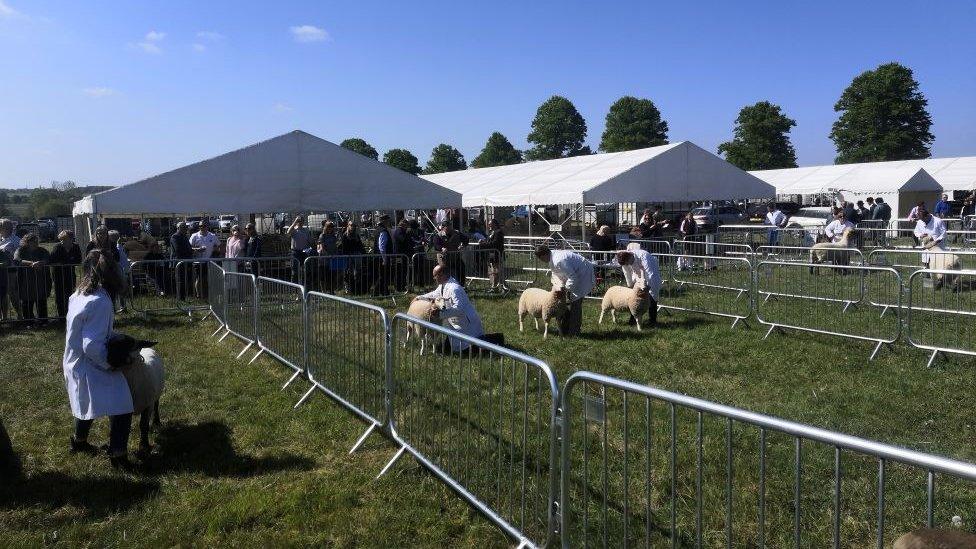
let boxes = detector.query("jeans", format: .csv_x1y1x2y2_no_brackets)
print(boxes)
767,228,779,246
74,413,132,456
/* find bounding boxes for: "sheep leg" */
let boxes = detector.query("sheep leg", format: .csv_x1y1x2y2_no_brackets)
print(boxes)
153,400,161,426
611,309,617,324
138,410,152,452
598,307,605,324
518,312,524,332
534,316,539,331
635,315,642,332
542,319,548,339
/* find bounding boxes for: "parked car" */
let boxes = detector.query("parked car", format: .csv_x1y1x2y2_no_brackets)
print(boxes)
786,207,834,229
746,202,802,222
218,215,237,232
690,205,745,230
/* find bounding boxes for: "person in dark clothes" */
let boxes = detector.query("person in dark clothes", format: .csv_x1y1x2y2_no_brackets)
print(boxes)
49,230,83,318
477,218,506,292
86,226,120,263
371,215,394,296
589,225,616,252
390,219,411,292
13,233,51,323
431,221,465,286
169,222,193,300
339,222,367,293
316,221,339,292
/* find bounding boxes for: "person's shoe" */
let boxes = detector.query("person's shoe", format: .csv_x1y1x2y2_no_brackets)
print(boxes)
69,437,99,455
110,454,137,471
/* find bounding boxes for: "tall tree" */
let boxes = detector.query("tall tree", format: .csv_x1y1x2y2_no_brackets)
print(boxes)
340,138,379,161
383,148,421,175
525,96,588,160
717,101,798,170
830,62,934,163
423,144,467,174
471,132,523,168
600,96,669,152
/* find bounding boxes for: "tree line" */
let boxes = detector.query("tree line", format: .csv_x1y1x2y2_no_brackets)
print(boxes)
344,62,934,175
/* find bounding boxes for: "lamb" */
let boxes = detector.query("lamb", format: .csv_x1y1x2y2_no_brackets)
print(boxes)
920,235,962,290
599,283,650,331
810,227,853,264
892,527,976,548
107,334,164,456
517,285,568,338
404,297,441,355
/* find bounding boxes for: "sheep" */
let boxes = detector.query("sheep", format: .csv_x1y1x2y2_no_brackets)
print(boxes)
517,285,568,338
920,235,962,290
599,283,650,331
810,227,854,264
404,297,441,355
107,334,164,456
892,527,976,548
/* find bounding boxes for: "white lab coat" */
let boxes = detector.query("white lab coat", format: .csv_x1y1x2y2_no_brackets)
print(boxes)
824,220,854,243
418,277,484,352
62,289,133,419
914,216,948,263
549,250,596,302
621,249,662,301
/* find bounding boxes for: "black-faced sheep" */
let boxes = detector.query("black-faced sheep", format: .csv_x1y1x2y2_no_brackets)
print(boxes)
107,334,164,455
599,283,650,331
517,285,568,338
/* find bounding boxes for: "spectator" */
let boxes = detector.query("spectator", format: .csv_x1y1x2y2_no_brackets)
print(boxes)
13,232,51,324
244,223,262,257
764,204,787,246
589,225,616,252
169,222,193,300
0,218,21,321
677,211,697,271
913,207,947,267
0,218,20,253
390,219,411,292
841,199,859,224
371,214,394,296
50,230,82,318
286,216,312,284
478,218,506,292
963,190,976,224
865,197,877,219
908,201,926,246
225,225,246,259
856,200,870,221
649,205,667,238
534,245,595,336
873,197,892,222
86,226,120,263
189,220,219,298
109,230,131,312
414,263,503,352
934,194,951,218
339,221,366,255
616,249,661,328
432,221,465,286
62,249,135,469
316,221,340,292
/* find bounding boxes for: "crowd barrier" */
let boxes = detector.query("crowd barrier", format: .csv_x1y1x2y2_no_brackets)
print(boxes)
174,260,217,316
303,253,411,301
869,248,976,275
222,272,257,358
674,237,753,259
717,225,813,248
757,245,866,266
206,264,226,328
0,263,80,326
907,268,976,367
129,259,182,315
254,277,306,387
658,253,753,327
617,239,673,255
411,249,501,294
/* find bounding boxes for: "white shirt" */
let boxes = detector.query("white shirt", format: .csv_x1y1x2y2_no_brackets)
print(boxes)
549,250,596,302
621,248,662,301
62,289,134,419
824,220,854,243
189,231,219,258
418,276,485,352
0,233,20,255
914,216,947,250
765,210,786,227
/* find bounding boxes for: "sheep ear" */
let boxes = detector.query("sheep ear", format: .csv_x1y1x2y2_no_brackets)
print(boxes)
136,340,157,349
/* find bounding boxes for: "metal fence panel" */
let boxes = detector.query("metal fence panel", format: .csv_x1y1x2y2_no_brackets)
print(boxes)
174,260,216,314
389,313,560,548
128,259,183,315
224,272,257,346
758,245,866,266
305,291,389,427
675,236,754,259
303,254,410,299
212,256,299,283
500,249,550,289
560,371,976,548
756,261,902,358
208,263,226,325
869,248,976,278
1,263,81,326
656,254,753,326
411,249,502,294
907,268,976,366
718,225,813,249
255,276,306,373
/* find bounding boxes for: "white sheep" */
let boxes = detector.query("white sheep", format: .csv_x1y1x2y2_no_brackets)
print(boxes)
599,283,650,331
810,228,853,264
517,285,568,338
920,235,962,290
107,335,164,455
892,528,976,549
404,297,441,355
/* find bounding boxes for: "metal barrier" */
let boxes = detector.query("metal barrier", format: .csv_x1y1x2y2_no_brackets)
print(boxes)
717,225,813,248
657,254,753,327
303,254,410,300
207,263,226,327
303,291,390,429
254,277,306,387
500,249,550,289
0,263,80,325
223,272,258,358
388,314,560,548
869,248,976,277
675,236,753,259
617,239,673,255
560,371,976,548
755,262,902,359
212,256,298,282
128,259,182,315
907,268,976,367
174,260,215,315
758,245,866,266
505,235,587,251
411,249,501,293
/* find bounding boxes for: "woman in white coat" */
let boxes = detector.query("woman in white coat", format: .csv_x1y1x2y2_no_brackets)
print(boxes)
64,249,135,468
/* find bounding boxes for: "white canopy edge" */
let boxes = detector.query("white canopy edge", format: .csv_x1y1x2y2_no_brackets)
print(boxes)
753,156,976,193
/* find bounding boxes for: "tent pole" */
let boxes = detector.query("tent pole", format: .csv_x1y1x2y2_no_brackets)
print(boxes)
528,204,533,239
580,202,586,243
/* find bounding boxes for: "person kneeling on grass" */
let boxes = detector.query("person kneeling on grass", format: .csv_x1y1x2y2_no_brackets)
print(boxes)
414,264,504,353
616,249,661,328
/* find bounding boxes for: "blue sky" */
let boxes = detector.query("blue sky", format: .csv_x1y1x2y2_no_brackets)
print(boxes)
1,0,974,188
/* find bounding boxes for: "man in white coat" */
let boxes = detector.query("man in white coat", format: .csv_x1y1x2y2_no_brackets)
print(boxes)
913,207,947,267
535,245,595,336
616,248,661,327
415,264,487,352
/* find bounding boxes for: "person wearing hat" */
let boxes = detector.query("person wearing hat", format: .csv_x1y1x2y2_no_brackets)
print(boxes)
432,220,466,286
371,214,393,296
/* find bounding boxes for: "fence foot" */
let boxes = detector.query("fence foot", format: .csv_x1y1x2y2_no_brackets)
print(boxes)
869,341,884,361
217,329,231,342
201,310,213,322
842,301,853,313
248,348,265,365
515,539,532,549
879,305,890,318
349,422,378,454
294,386,316,409
730,317,747,330
762,293,772,305
377,445,408,479
763,325,777,340
926,350,941,368
734,289,745,301
282,370,302,390
235,341,254,360
210,324,224,338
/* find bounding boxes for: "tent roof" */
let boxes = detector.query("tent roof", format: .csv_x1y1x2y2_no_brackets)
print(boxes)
421,141,774,207
752,165,943,195
73,130,461,216
752,156,976,194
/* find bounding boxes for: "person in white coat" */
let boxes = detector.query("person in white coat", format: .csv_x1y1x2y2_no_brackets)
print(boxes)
616,249,661,327
63,249,135,468
535,246,595,336
823,210,856,266
913,207,948,267
415,264,490,352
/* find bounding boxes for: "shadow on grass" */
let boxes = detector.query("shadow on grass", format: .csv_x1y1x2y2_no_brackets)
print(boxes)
0,417,159,516
142,420,314,477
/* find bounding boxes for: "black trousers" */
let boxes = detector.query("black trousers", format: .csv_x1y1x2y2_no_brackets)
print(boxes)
74,413,132,455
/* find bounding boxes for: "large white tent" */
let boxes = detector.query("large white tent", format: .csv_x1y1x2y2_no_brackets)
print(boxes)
72,130,461,216
422,141,774,208
751,164,943,217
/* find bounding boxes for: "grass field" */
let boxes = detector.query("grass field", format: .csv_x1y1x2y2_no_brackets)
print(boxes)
2,276,976,546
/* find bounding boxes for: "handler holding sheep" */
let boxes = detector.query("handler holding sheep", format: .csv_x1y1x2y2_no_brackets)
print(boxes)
62,250,135,469
616,249,662,327
414,264,490,352
913,207,948,267
534,245,595,336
